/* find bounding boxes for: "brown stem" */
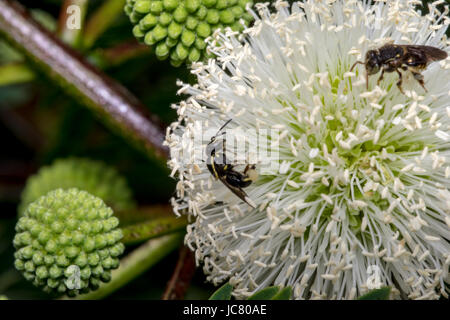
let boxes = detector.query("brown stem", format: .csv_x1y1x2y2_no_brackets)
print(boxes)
0,0,169,160
162,245,196,300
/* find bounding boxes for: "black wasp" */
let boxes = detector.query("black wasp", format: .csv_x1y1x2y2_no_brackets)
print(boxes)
205,119,258,208
351,43,448,94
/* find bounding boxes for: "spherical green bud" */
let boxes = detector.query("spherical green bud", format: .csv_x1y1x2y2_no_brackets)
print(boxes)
109,243,125,257
206,9,220,24
186,16,199,30
19,158,135,216
159,12,173,26
189,47,201,62
195,37,206,50
156,42,170,59
173,5,188,23
134,0,152,14
150,1,164,14
83,237,96,252
133,25,146,39
231,5,243,16
32,252,45,266
130,12,143,24
219,9,234,24
144,30,156,45
216,0,228,10
196,22,211,38
166,36,178,47
202,0,217,8
15,260,24,271
56,254,70,267
24,261,35,273
196,6,208,19
36,266,48,279
13,189,124,296
181,29,196,47
176,43,189,60
168,21,183,38
152,24,168,41
88,252,100,266
163,0,179,11
186,0,201,13
140,13,158,30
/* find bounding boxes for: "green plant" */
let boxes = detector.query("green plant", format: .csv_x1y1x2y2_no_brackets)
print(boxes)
14,188,124,296
125,0,253,65
19,158,135,216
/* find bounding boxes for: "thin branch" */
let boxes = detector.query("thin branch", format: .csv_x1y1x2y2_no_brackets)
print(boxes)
0,0,169,160
162,245,196,300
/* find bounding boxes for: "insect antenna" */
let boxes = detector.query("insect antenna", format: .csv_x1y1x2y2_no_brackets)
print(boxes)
350,60,364,71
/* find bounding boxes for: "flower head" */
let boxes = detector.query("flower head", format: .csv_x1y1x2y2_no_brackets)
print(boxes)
125,0,254,66
14,189,124,296
166,0,450,299
19,158,135,216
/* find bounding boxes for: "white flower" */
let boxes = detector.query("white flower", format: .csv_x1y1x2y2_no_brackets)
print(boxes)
165,0,450,299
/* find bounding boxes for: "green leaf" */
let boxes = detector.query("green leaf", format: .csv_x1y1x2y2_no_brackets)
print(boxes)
271,286,292,300
358,287,391,300
247,286,280,300
209,283,233,300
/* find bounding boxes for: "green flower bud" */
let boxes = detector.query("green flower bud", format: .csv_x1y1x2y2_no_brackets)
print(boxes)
185,0,201,13
150,1,164,14
163,0,179,11
202,0,217,8
19,158,135,216
173,5,188,22
144,30,157,45
176,43,189,60
219,9,234,24
152,24,168,41
156,42,170,59
196,6,208,19
125,0,253,65
140,13,158,30
206,9,220,24
134,0,152,14
181,29,196,47
189,47,201,62
196,21,211,38
159,12,173,26
13,189,124,296
168,21,183,38
216,0,228,10
195,37,206,50
186,16,199,30
166,36,179,47
133,25,146,39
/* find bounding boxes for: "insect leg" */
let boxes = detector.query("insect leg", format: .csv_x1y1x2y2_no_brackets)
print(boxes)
411,71,427,93
350,61,364,71
395,69,405,94
377,68,385,85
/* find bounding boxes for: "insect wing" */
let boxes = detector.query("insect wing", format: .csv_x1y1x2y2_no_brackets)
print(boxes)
217,175,255,208
405,45,448,62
